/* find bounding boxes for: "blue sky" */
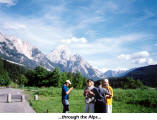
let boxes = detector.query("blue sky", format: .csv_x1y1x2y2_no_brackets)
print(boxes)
0,0,157,72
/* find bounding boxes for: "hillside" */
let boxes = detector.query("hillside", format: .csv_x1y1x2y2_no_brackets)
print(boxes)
126,65,157,87
0,57,27,85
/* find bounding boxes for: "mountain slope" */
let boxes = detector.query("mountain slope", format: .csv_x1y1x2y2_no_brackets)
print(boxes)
125,65,157,87
104,70,128,78
0,32,104,79
0,32,55,70
47,45,105,79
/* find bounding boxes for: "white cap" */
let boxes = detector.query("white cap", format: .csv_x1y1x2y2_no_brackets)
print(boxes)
66,80,71,84
104,79,109,83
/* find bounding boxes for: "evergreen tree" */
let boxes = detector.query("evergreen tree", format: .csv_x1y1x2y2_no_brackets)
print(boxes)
17,74,28,85
67,72,73,83
136,79,144,88
25,70,36,86
0,57,5,73
73,71,83,88
34,66,49,86
50,68,62,87
0,72,11,86
61,72,68,85
83,77,88,88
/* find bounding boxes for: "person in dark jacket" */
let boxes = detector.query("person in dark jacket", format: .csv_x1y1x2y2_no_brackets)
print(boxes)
90,80,111,113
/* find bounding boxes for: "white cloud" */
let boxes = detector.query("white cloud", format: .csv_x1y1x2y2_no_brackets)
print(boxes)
0,0,16,6
3,22,27,30
76,16,105,29
93,0,134,15
99,33,149,45
131,51,149,59
70,33,149,56
132,58,153,65
118,51,150,60
0,1,151,56
100,68,109,73
0,0,155,71
61,37,87,44
112,67,129,71
118,51,154,65
118,54,130,60
100,67,129,73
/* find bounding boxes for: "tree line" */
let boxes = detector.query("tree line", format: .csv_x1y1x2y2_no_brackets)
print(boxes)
0,57,88,88
108,77,145,89
25,66,88,89
0,57,148,89
0,57,26,86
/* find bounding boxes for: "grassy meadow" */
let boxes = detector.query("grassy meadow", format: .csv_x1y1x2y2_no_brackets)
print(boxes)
25,87,157,113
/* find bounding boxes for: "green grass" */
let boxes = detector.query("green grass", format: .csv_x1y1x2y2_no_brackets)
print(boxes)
25,87,157,113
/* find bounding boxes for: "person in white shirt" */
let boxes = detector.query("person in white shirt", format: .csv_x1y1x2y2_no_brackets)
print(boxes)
83,79,95,113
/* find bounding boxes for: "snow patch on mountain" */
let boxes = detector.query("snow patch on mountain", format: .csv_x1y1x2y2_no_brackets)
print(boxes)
104,69,129,78
0,32,55,70
47,45,71,65
47,45,105,80
0,31,105,79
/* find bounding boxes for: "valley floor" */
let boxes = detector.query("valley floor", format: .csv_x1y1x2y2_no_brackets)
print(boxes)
25,87,157,113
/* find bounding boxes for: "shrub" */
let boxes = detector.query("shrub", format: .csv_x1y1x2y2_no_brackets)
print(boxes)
0,72,11,86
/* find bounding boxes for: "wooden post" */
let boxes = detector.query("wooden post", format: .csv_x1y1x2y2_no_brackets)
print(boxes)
34,95,38,101
21,95,25,102
46,109,48,113
7,93,12,103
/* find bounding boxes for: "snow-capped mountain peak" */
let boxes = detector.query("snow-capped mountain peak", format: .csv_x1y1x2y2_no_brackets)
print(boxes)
47,45,105,80
104,69,129,78
47,45,72,63
0,33,35,60
71,54,82,61
0,31,105,80
0,31,55,70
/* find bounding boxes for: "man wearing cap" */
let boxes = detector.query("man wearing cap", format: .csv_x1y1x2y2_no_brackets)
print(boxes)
83,79,95,113
62,80,73,113
104,79,113,113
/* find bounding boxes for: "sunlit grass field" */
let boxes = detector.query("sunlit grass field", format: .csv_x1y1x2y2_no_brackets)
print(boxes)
25,87,157,113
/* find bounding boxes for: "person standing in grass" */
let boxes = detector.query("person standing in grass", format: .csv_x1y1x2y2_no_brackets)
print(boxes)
83,79,95,113
62,80,73,113
90,80,111,113
104,79,113,113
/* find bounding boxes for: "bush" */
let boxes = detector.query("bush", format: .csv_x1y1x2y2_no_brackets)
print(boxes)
17,74,28,85
0,72,11,86
9,82,19,88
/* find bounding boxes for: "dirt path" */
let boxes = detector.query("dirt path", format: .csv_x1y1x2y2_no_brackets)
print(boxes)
0,88,35,113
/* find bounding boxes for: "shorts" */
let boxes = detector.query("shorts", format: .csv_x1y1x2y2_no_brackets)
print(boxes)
62,99,69,113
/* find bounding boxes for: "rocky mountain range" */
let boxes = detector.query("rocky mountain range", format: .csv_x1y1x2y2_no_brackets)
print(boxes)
1,31,155,86
0,32,105,80
104,70,128,78
0,32,55,70
47,45,105,79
